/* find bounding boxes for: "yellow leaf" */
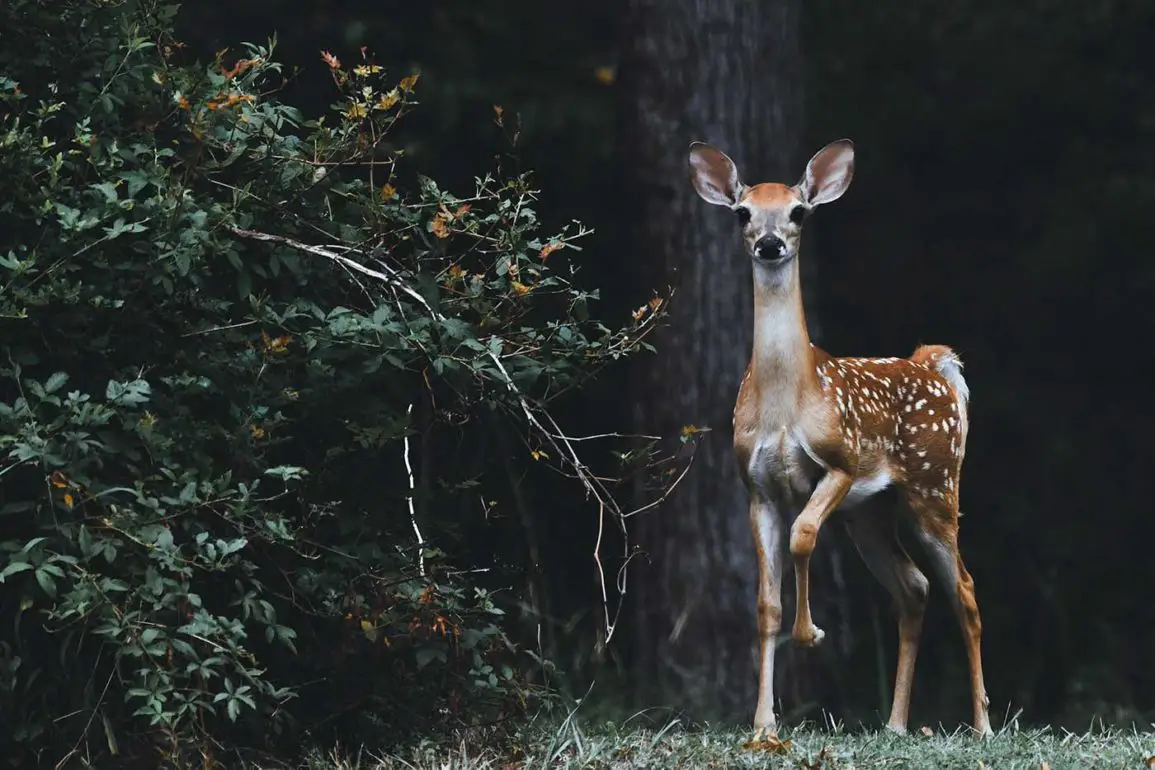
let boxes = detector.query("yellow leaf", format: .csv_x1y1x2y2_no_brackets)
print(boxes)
447,264,465,280
631,304,648,322
681,424,705,439
50,470,69,488
374,89,400,111
593,66,616,85
431,212,451,239
360,619,378,642
262,330,291,354
343,102,368,120
353,64,382,77
539,241,564,261
510,280,530,295
531,449,550,461
63,493,74,508
250,424,265,440
380,183,397,200
741,736,791,754
399,73,420,92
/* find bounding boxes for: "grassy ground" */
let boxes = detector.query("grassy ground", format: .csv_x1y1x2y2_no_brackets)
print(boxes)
289,720,1155,770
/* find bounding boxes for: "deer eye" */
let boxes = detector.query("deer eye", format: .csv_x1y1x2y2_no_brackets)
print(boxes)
734,207,752,226
789,205,808,225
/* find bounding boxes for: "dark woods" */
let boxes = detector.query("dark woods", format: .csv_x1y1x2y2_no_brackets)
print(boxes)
1,0,1152,765
193,0,1155,729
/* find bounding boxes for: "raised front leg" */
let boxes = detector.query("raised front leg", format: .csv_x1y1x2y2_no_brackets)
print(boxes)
749,497,785,738
789,470,852,646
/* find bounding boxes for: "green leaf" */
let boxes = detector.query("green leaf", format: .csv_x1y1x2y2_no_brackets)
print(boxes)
93,182,119,202
178,481,197,503
20,537,47,553
106,379,151,406
153,527,174,551
264,466,309,481
0,561,33,582
44,371,69,393
35,567,57,598
78,525,95,558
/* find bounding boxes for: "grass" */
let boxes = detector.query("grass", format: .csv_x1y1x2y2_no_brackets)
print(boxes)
283,719,1155,770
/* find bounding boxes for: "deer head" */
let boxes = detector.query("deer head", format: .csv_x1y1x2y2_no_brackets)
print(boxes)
687,139,855,266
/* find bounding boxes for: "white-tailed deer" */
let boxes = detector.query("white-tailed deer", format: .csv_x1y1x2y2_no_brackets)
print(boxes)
687,139,992,738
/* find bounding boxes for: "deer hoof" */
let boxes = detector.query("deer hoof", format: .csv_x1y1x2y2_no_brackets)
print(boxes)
793,623,825,647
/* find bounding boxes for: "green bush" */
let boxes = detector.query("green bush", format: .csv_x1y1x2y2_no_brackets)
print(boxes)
0,1,666,765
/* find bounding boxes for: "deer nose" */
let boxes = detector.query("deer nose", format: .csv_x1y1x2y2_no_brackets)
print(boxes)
754,235,787,260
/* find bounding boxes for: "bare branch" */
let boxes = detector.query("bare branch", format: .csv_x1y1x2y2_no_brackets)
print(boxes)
404,403,426,578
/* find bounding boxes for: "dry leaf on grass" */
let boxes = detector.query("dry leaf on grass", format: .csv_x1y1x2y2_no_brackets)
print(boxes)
741,735,792,754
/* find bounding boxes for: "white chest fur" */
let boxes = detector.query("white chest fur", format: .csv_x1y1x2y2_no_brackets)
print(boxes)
744,426,820,503
743,426,894,510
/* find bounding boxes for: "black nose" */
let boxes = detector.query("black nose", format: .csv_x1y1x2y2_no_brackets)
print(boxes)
754,235,786,260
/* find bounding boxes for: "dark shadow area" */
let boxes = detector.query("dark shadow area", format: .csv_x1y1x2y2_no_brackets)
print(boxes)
176,0,1155,731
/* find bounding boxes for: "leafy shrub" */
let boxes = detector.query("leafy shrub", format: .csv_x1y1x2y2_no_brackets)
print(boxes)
0,1,668,765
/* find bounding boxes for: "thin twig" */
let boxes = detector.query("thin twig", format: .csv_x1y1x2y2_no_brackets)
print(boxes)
54,655,116,770
181,320,259,337
593,501,613,642
403,403,426,578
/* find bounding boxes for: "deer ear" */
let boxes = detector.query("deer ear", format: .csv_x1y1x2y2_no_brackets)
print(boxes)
800,139,854,206
688,142,745,207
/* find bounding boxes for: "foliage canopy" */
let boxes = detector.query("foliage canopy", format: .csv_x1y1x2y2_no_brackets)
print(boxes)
0,1,672,764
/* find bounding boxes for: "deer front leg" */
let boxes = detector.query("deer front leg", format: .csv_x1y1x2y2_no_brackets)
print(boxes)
789,470,852,646
749,497,785,738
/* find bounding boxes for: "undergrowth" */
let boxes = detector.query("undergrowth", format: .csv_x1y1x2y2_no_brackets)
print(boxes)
266,716,1155,770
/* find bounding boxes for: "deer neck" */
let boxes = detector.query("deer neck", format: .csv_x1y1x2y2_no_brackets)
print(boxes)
749,259,820,426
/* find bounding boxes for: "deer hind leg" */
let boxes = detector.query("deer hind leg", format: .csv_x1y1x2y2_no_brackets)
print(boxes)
749,497,785,738
789,470,852,647
908,495,994,737
844,508,929,734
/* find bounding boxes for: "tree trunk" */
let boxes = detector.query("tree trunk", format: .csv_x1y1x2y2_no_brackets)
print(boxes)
617,0,853,722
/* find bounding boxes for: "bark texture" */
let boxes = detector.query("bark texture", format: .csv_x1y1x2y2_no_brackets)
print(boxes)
618,0,852,721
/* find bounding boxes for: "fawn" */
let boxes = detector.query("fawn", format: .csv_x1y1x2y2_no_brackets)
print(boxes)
687,139,992,738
